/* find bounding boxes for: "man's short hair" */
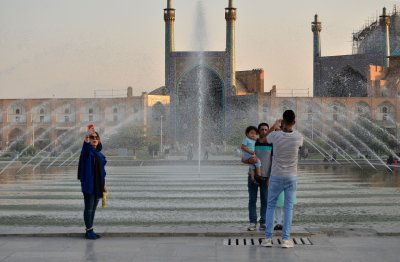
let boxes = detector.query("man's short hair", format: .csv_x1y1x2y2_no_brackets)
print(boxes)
258,122,269,130
283,110,296,125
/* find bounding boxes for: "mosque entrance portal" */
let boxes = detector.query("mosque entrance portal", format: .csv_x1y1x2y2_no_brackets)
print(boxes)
176,66,224,144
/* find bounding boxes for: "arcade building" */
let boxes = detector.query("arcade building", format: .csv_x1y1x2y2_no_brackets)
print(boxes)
0,1,399,152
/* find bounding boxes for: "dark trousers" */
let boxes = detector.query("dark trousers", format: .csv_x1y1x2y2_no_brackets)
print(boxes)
83,193,100,230
248,176,268,224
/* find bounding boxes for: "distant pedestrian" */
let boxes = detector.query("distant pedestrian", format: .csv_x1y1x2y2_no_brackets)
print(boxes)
387,155,394,165
203,150,209,160
187,144,193,160
77,125,108,240
332,151,337,161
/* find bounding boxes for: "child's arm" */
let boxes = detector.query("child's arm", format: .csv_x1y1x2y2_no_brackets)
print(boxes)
240,144,254,155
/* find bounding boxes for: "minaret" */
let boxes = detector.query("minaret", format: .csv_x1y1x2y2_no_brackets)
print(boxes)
380,7,391,67
164,0,175,89
312,14,322,59
225,0,237,94
312,14,322,96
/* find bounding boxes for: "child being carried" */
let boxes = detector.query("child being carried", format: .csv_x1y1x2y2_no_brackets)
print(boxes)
241,126,262,183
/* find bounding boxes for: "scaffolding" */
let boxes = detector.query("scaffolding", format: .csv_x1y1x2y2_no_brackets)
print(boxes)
352,5,399,55
352,20,379,54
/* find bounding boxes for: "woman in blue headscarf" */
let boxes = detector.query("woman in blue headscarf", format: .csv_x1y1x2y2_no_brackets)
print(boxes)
77,130,107,240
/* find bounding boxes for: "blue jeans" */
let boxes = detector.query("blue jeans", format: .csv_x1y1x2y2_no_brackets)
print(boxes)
265,176,297,240
248,175,268,224
83,194,100,230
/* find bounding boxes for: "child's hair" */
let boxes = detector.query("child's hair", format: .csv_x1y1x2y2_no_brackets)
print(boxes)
245,126,258,135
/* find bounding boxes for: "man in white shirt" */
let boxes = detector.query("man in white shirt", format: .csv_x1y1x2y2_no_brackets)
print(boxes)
261,110,303,248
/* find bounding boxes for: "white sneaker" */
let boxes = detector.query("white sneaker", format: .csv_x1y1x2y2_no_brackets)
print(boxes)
261,238,272,247
281,239,294,248
247,223,257,231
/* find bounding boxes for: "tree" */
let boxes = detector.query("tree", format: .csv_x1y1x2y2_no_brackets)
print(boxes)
106,124,146,155
9,143,36,156
226,119,253,147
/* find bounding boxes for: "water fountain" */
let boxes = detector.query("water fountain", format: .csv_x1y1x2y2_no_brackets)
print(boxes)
1,0,400,233
193,0,207,174
294,100,398,170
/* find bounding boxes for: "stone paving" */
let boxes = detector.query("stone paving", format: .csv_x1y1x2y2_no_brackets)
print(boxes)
1,234,400,262
1,224,400,261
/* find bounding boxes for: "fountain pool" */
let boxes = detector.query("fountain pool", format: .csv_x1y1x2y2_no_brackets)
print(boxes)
0,164,399,229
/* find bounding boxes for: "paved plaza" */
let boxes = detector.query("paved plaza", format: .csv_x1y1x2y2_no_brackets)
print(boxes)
1,234,400,262
1,223,400,261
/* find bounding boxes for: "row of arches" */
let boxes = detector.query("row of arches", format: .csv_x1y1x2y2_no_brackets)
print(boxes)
4,127,70,150
0,103,132,124
262,100,397,123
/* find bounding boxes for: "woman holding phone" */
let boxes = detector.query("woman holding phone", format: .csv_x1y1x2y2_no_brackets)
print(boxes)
77,125,107,240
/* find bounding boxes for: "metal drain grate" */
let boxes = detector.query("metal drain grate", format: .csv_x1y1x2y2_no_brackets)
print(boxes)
223,237,313,246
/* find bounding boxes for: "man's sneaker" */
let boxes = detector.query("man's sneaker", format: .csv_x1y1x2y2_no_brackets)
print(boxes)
281,239,294,248
247,223,257,231
260,238,272,247
259,224,266,230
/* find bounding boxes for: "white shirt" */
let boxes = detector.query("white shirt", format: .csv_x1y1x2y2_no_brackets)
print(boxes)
267,130,303,177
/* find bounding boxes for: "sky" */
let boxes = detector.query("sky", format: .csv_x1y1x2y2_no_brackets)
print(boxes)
0,0,399,99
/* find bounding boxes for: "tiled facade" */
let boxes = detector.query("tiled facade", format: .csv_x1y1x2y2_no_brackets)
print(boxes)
313,7,400,97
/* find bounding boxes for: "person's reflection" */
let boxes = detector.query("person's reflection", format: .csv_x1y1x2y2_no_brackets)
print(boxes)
85,241,98,262
393,166,399,176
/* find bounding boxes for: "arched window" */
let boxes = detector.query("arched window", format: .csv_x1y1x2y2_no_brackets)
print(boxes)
306,107,312,120
353,103,371,119
15,109,20,115
88,108,93,114
262,103,269,113
333,106,338,121
113,108,118,114
382,106,388,120
64,108,70,114
39,108,45,115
